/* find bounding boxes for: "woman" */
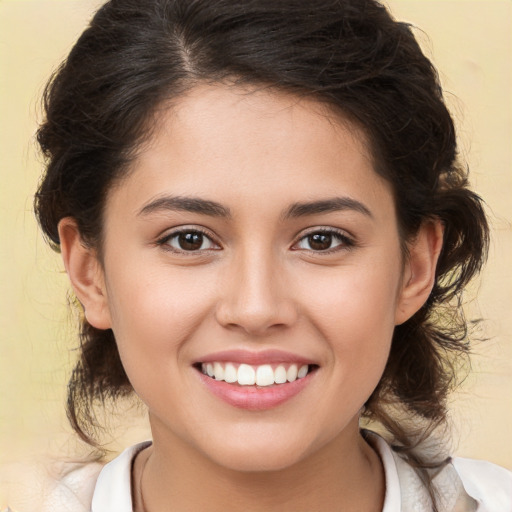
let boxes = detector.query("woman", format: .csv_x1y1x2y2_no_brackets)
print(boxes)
32,0,511,510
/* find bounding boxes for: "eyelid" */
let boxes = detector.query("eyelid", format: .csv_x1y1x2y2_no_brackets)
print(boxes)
291,226,355,253
156,225,222,253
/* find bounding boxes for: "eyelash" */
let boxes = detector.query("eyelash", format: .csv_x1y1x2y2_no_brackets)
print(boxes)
291,228,355,254
156,227,220,254
155,227,355,255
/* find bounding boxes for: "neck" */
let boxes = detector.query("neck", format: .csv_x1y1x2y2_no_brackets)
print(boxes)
133,423,384,512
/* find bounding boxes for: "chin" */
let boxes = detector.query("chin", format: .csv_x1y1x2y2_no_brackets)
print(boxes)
212,450,305,473
200,431,316,473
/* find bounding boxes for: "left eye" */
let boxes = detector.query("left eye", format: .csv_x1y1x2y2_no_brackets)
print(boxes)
295,231,349,251
164,230,218,252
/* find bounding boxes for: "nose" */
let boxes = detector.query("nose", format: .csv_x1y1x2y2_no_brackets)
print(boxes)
215,249,298,336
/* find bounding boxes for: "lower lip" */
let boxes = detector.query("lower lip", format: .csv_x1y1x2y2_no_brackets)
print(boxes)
197,370,315,410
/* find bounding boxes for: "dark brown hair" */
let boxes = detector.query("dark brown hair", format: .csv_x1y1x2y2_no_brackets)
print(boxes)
35,0,488,495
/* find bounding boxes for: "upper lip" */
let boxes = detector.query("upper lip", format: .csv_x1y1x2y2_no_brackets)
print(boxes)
196,349,316,366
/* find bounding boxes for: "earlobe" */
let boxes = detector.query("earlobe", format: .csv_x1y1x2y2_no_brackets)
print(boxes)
58,218,112,330
395,220,444,325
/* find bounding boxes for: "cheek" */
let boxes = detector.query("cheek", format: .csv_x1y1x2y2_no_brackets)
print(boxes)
297,258,401,372
104,261,218,363
305,262,400,331
102,264,221,414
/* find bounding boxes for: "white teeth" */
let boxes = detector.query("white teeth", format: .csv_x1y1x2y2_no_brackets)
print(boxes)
274,365,287,384
201,362,312,386
237,364,256,385
298,364,308,379
287,364,298,382
213,362,224,380
224,363,237,383
256,365,274,386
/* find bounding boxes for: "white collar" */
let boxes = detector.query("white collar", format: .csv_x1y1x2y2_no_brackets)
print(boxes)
92,441,150,512
91,435,480,512
91,436,403,512
366,434,402,512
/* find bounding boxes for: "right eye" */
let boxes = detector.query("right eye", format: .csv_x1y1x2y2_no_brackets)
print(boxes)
158,229,220,253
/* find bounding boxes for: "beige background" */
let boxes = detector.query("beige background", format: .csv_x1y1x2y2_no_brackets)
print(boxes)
1,0,511,507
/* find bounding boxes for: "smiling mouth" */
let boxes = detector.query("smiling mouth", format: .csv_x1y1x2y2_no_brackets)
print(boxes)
196,362,317,387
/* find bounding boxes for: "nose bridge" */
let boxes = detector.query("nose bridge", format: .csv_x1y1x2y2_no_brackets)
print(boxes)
216,241,296,335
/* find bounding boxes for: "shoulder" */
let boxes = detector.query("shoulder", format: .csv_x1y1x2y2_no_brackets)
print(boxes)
8,441,149,512
3,458,104,512
451,456,512,511
38,442,151,512
366,431,512,512
39,460,104,512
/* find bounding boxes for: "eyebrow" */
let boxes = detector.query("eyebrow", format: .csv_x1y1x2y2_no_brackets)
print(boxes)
138,196,232,218
138,194,372,220
283,197,373,219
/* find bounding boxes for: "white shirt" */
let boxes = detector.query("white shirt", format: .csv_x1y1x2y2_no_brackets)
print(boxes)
30,436,512,511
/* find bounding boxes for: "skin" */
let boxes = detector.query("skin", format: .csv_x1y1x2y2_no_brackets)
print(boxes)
59,85,443,511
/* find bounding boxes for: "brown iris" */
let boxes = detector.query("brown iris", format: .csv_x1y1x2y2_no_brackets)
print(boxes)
178,232,204,250
308,233,333,251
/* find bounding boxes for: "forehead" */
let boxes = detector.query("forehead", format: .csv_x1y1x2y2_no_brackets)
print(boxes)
109,84,394,219
151,84,372,166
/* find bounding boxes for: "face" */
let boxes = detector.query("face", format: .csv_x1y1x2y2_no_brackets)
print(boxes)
76,85,423,471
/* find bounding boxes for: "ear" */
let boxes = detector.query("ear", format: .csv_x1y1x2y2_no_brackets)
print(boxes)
395,219,444,325
58,218,112,330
